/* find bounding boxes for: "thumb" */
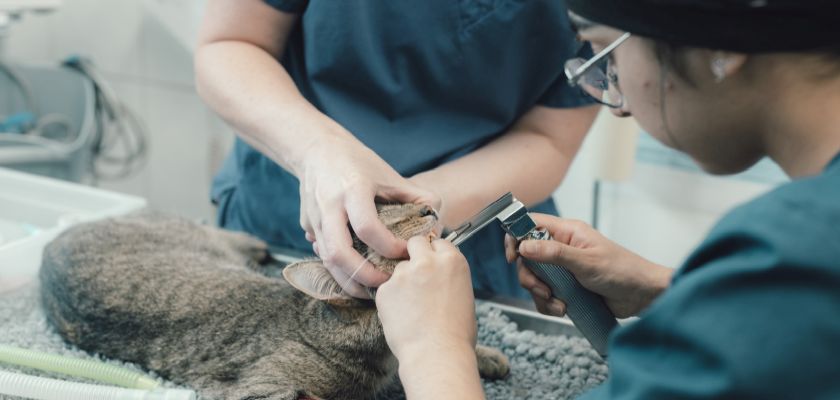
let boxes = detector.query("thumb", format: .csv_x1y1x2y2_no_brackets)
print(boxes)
345,191,406,259
380,184,441,212
518,239,588,276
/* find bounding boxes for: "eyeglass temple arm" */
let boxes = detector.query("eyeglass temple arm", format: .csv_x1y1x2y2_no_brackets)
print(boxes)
570,32,632,82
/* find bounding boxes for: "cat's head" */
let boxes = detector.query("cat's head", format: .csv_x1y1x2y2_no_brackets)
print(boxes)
282,203,439,304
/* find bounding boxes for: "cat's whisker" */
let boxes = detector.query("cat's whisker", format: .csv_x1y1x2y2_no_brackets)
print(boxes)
342,253,377,294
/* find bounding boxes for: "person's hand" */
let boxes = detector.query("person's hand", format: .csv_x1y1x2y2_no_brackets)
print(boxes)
376,236,477,361
299,133,440,298
504,214,673,318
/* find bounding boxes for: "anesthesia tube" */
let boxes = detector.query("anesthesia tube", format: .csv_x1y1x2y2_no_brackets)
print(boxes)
0,344,158,389
0,370,195,400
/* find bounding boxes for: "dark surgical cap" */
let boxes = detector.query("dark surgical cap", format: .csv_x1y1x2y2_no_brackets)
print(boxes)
565,0,840,53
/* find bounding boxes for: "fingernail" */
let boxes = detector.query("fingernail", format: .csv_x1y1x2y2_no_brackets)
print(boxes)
520,241,536,255
548,299,565,315
533,287,550,300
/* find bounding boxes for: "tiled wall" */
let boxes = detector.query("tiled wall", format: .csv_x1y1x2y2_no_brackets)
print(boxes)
4,0,232,222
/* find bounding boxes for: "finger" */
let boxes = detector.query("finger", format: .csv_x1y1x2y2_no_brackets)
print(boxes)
299,208,312,235
345,192,407,259
322,261,371,299
305,200,322,245
320,208,390,287
431,222,444,237
429,237,459,254
533,295,551,315
529,213,587,245
504,234,518,263
299,187,315,235
374,276,398,307
305,232,315,243
517,260,551,299
406,235,434,258
518,239,586,276
380,185,441,212
547,298,567,317
393,259,411,272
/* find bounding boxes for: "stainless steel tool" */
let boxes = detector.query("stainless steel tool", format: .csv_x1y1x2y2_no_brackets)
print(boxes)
445,192,617,357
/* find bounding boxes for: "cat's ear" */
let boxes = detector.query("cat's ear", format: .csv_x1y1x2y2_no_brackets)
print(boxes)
282,260,356,306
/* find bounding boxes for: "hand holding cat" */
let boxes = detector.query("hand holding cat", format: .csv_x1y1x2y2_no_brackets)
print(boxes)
298,133,440,298
376,236,484,398
376,236,477,359
504,213,673,318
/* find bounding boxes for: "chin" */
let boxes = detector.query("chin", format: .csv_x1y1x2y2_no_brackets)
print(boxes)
694,156,762,176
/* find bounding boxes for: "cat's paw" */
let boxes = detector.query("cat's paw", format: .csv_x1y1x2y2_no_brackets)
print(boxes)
220,230,271,265
476,344,510,380
208,386,307,400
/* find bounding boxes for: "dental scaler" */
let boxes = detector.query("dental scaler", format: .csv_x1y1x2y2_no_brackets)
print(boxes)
445,192,617,357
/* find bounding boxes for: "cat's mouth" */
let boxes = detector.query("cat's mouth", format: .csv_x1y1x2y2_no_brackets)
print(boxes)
412,205,442,240
419,206,437,218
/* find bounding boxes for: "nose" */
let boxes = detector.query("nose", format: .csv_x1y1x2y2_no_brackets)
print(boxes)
420,206,438,219
611,105,632,118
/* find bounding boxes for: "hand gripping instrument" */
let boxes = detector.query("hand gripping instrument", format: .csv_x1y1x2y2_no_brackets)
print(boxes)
444,192,617,357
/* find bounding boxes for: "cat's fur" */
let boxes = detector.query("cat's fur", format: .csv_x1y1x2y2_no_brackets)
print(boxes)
40,204,509,400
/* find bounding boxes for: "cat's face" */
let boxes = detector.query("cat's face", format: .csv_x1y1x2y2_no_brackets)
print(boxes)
352,203,440,275
283,203,440,303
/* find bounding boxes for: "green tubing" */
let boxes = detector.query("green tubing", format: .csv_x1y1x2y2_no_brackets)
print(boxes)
0,345,159,390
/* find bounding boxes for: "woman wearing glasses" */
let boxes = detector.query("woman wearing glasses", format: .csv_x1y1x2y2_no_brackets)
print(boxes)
376,0,840,398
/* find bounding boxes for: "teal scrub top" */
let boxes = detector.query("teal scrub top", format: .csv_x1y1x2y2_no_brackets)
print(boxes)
580,152,840,399
212,0,593,299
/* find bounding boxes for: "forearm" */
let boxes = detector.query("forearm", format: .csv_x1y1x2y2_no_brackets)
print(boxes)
398,342,485,400
412,105,599,229
195,41,353,176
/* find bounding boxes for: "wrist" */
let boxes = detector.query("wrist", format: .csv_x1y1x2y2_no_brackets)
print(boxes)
398,339,482,398
284,122,355,176
396,336,475,365
641,262,673,308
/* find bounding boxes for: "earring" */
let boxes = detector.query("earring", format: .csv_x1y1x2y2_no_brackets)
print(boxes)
711,57,728,82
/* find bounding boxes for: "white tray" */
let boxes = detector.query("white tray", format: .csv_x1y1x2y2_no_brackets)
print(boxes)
0,167,146,292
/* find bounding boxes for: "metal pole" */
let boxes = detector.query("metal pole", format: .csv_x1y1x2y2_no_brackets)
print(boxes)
592,179,601,230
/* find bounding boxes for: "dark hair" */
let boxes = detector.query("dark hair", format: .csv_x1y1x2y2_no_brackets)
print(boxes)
651,41,694,85
819,46,840,77
652,41,840,85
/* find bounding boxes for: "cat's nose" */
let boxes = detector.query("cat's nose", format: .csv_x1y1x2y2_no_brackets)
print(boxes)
420,206,438,219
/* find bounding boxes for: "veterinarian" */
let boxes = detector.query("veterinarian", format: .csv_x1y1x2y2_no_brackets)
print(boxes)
195,0,599,300
376,0,840,398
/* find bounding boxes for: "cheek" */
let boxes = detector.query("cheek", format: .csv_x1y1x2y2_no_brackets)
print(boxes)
618,63,672,144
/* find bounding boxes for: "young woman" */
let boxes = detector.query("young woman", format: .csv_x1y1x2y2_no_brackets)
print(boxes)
376,1,840,398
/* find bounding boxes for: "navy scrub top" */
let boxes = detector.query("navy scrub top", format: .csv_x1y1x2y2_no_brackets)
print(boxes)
581,152,840,399
211,0,593,299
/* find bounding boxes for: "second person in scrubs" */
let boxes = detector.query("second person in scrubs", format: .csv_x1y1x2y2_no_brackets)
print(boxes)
195,0,599,299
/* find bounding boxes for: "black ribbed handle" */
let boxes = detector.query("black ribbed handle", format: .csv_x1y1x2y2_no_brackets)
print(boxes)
522,234,617,357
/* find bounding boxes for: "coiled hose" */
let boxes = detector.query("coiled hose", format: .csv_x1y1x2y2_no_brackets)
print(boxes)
0,370,195,400
0,345,196,399
0,345,157,389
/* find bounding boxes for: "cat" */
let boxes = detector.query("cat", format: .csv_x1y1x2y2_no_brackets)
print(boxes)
40,204,509,399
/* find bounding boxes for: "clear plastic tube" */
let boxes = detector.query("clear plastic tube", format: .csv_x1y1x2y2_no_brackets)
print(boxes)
0,370,195,400
0,345,158,389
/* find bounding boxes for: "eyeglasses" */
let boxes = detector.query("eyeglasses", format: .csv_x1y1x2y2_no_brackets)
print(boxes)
565,32,631,109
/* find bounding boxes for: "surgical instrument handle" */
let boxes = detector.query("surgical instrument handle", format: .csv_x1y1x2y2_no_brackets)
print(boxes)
521,229,617,358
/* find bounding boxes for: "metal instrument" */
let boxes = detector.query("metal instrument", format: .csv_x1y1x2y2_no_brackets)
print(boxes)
445,192,617,357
